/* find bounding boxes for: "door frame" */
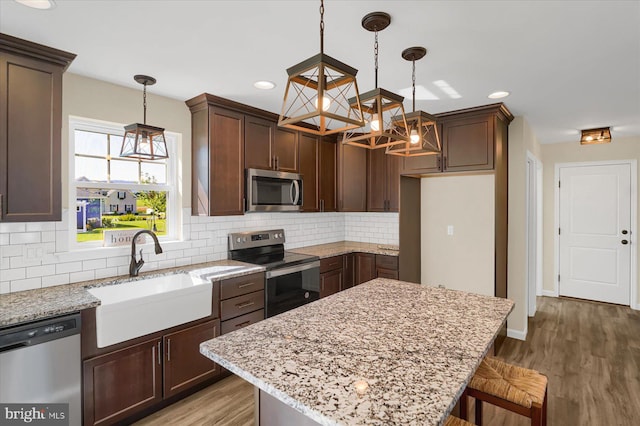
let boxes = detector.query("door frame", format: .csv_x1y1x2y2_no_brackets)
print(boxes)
525,151,542,317
554,159,638,309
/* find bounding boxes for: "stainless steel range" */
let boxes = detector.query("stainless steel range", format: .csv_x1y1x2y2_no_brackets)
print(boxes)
228,229,320,318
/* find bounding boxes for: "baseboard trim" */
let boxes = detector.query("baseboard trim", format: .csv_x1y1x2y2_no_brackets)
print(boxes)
507,328,527,341
542,290,557,297
632,301,639,311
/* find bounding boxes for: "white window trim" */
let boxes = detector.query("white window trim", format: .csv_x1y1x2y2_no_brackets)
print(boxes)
68,116,181,251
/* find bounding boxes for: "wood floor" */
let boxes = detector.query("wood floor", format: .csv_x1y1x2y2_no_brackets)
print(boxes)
135,296,640,426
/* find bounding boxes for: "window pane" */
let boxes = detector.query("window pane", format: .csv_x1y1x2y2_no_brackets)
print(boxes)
141,162,167,184
75,157,108,182
75,130,108,156
109,134,126,158
110,159,139,183
76,187,168,243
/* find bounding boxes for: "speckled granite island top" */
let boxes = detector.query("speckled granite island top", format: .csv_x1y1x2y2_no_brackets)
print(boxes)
0,259,263,328
200,278,514,426
290,241,399,259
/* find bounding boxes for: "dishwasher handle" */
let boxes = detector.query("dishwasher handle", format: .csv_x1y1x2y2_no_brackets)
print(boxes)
0,313,81,353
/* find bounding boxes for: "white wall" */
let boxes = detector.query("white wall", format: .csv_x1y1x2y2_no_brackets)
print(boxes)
420,174,495,296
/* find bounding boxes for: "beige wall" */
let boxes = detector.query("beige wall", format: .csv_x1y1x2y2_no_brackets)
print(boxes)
61,73,192,208
507,116,542,337
421,174,496,296
541,136,640,308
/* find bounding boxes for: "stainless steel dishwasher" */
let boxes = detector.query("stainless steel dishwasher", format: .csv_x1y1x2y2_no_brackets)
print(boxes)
0,313,82,426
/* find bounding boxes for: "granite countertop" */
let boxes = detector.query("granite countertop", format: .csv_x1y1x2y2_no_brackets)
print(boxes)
290,241,400,259
0,260,263,328
200,278,514,426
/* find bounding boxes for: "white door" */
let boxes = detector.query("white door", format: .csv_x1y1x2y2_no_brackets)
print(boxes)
559,163,631,305
526,155,537,316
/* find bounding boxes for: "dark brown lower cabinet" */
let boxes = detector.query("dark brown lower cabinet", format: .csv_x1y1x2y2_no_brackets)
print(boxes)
376,254,399,279
83,338,162,426
355,253,376,285
163,320,220,398
83,319,221,426
343,253,355,289
320,268,342,298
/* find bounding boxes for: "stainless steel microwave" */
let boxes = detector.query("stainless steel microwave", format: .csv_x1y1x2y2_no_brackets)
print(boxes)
246,168,303,212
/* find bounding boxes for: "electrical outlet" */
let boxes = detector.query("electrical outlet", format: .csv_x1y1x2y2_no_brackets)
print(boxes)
447,225,454,236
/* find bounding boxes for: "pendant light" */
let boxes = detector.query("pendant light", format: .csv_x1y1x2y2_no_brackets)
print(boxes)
386,47,441,157
278,0,365,136
342,12,409,149
120,75,168,160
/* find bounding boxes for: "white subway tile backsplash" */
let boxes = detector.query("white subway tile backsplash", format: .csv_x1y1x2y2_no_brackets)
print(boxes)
0,281,10,294
1,212,397,294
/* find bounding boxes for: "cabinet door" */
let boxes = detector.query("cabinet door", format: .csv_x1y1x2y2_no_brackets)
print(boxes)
443,115,494,172
338,143,367,212
163,320,220,398
355,253,376,285
343,254,355,289
401,154,441,175
83,338,162,426
367,149,388,212
298,133,319,212
274,127,298,172
320,268,342,298
245,116,273,170
0,53,62,222
386,154,401,212
319,138,337,212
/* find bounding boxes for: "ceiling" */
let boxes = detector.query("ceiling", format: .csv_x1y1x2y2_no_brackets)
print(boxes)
1,0,638,144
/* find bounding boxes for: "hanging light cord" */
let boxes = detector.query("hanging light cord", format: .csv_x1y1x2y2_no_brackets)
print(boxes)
142,82,147,125
374,29,379,89
319,0,325,54
412,59,416,113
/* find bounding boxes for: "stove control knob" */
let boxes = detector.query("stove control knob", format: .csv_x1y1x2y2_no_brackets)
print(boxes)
236,237,241,243
242,237,248,242
274,234,279,239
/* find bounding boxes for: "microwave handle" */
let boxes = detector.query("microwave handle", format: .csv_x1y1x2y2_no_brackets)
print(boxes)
291,180,300,205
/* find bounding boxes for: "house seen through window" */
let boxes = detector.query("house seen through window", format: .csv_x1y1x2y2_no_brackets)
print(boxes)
71,119,176,245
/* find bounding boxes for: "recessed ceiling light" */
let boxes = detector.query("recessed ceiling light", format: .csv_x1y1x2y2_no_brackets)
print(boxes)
15,0,56,9
488,91,510,99
254,81,275,90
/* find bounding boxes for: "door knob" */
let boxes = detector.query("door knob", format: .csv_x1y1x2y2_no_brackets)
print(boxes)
622,240,629,245
622,230,629,235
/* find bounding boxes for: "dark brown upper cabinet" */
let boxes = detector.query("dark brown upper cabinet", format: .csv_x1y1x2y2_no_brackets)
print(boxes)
337,143,367,212
400,104,513,176
187,96,245,216
0,33,75,222
367,148,401,212
299,134,336,212
244,116,298,173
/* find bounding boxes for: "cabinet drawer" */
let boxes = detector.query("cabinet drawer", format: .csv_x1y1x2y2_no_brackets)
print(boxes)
221,290,265,321
377,268,399,280
221,310,264,334
375,254,398,271
220,273,265,300
320,255,343,273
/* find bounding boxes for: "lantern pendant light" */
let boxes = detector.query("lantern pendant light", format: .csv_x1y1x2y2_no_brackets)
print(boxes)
278,0,365,136
386,47,441,157
342,12,409,149
120,75,169,160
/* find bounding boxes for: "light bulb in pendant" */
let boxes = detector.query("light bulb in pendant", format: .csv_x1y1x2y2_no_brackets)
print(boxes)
410,128,420,144
314,96,331,112
370,118,380,132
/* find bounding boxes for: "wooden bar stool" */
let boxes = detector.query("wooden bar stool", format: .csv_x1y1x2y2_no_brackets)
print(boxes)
459,357,548,426
445,415,474,426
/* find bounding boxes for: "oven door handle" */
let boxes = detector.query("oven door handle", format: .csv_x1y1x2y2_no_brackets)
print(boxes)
266,260,320,279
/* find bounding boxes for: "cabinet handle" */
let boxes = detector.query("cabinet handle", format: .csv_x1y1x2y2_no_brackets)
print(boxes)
0,193,3,220
167,338,171,361
320,199,324,212
236,301,255,309
437,157,441,170
235,321,251,328
157,341,161,365
237,282,255,289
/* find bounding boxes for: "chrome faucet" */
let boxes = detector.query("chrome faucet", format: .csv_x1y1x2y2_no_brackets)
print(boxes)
129,230,163,277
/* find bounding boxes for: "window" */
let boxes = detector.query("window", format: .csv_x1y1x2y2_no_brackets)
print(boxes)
70,117,178,246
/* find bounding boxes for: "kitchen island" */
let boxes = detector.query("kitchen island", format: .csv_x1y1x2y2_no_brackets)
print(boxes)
200,278,513,425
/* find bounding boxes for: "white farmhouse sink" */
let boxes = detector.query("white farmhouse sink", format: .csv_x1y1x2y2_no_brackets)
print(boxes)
87,273,212,348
